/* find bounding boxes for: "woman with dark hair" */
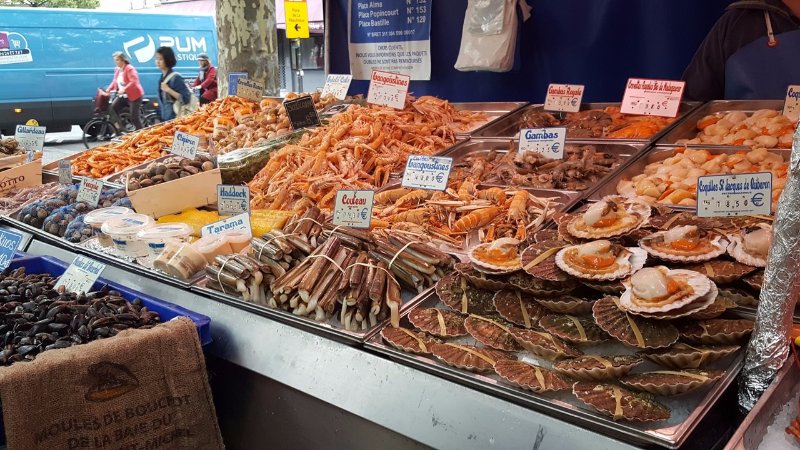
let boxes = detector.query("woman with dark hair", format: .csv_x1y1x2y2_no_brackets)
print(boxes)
102,51,144,130
155,46,191,121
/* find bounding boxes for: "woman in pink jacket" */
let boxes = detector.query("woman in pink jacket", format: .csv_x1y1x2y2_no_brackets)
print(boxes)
102,51,144,131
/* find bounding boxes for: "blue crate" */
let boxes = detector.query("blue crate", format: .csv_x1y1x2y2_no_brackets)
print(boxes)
5,255,212,346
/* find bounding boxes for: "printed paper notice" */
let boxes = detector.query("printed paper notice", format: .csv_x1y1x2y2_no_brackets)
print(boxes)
401,155,452,191
348,0,432,80
783,85,800,118
321,74,353,100
544,84,584,113
55,255,106,294
696,172,772,218
519,127,566,160
76,178,103,208
620,78,685,118
201,212,252,238
333,190,374,229
367,70,409,109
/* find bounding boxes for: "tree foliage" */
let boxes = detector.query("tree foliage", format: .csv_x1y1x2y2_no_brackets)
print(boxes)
1,0,99,8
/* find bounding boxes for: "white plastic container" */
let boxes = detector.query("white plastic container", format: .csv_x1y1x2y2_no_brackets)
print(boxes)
100,213,154,258
137,222,194,259
83,207,131,247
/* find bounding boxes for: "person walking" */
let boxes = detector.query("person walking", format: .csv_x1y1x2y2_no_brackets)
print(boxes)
193,53,218,105
102,51,144,131
155,46,192,121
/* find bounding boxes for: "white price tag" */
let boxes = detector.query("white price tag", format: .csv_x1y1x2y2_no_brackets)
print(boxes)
543,84,584,113
58,160,72,184
217,185,250,216
236,78,265,102
620,78,685,118
367,70,410,109
519,127,566,160
76,178,103,207
697,172,772,218
333,190,374,229
783,85,800,118
171,131,200,159
401,155,452,191
54,255,106,294
201,212,252,238
14,124,46,153
321,74,353,100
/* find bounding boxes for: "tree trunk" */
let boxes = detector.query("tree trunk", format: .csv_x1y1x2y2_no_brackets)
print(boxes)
216,0,280,97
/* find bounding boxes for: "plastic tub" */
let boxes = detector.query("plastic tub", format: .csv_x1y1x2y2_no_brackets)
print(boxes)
137,222,194,259
100,214,154,258
83,206,131,247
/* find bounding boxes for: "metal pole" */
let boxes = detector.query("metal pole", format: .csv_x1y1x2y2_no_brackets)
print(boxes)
291,38,304,93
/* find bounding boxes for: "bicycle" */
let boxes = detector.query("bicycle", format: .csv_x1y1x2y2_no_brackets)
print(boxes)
82,93,160,148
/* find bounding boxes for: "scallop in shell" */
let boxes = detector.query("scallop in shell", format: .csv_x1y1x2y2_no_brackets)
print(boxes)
454,262,511,290
619,267,712,314
468,238,522,273
408,308,467,337
632,283,719,320
682,259,756,285
567,197,651,239
592,296,679,349
639,343,740,369
492,289,549,329
381,327,442,355
678,319,754,344
553,355,643,381
556,240,647,281
620,369,725,396
464,315,521,351
494,359,575,393
538,314,610,344
429,343,513,373
742,270,763,291
536,296,597,315
435,272,496,316
686,291,736,320
639,226,728,263
508,271,574,296
521,240,571,282
510,329,583,360
719,286,758,307
572,382,671,422
727,226,773,267
580,280,625,295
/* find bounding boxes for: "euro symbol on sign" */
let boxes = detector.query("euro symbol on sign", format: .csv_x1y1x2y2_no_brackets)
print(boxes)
571,99,578,106
751,192,765,207
241,200,247,211
435,173,444,183
551,143,561,153
361,208,368,220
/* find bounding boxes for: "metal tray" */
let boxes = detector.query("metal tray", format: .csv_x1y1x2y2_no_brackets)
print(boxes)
474,101,701,144
42,151,137,184
190,280,433,345
451,101,528,137
441,138,645,195
365,290,746,449
584,145,791,205
103,152,214,186
657,99,788,147
725,358,798,449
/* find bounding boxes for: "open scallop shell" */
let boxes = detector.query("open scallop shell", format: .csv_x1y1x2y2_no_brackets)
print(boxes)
508,271,574,296
435,272,496,316
742,270,763,291
492,290,549,329
454,262,511,290
581,280,625,295
553,355,643,381
521,240,571,282
620,369,725,396
727,236,768,267
687,291,737,320
533,229,562,243
465,315,521,351
682,259,756,285
408,308,467,338
631,283,719,320
639,343,740,369
619,268,712,314
567,198,651,239
536,296,597,315
429,343,513,373
468,238,522,273
572,382,671,422
538,314,610,344
678,319,754,344
380,327,442,355
639,231,728,263
511,329,583,360
556,245,647,281
719,286,758,307
494,359,574,393
592,297,679,349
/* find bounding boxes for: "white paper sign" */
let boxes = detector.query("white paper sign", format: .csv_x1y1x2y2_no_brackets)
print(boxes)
217,185,250,216
55,255,106,294
519,127,566,160
333,190,374,229
544,84,584,113
58,160,72,184
201,212,252,238
621,78,685,117
696,172,772,218
367,70,410,109
14,124,46,152
783,85,800,118
321,74,353,100
401,155,452,191
171,131,200,159
236,78,265,102
76,178,103,207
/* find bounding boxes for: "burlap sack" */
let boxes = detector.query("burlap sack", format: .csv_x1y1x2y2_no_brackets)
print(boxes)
0,317,224,450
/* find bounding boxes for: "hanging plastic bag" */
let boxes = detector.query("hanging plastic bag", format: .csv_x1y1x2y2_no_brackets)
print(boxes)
455,0,532,72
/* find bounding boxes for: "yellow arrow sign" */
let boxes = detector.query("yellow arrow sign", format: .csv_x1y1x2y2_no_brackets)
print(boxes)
285,0,309,39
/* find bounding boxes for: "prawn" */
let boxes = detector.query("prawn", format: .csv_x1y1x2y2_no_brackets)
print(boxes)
374,188,411,205
476,187,507,205
452,206,500,232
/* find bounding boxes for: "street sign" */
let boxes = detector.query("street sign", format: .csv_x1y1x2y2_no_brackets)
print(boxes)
285,0,309,39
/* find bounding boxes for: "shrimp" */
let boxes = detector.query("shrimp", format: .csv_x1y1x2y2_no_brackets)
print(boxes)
392,208,429,224
452,207,500,232
476,187,507,205
508,191,528,222
374,188,411,205
457,180,476,201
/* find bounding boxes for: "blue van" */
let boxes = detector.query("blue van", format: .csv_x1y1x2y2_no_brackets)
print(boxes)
0,8,218,133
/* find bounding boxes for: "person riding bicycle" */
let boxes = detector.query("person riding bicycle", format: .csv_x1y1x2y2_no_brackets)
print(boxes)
193,53,218,105
101,51,144,131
